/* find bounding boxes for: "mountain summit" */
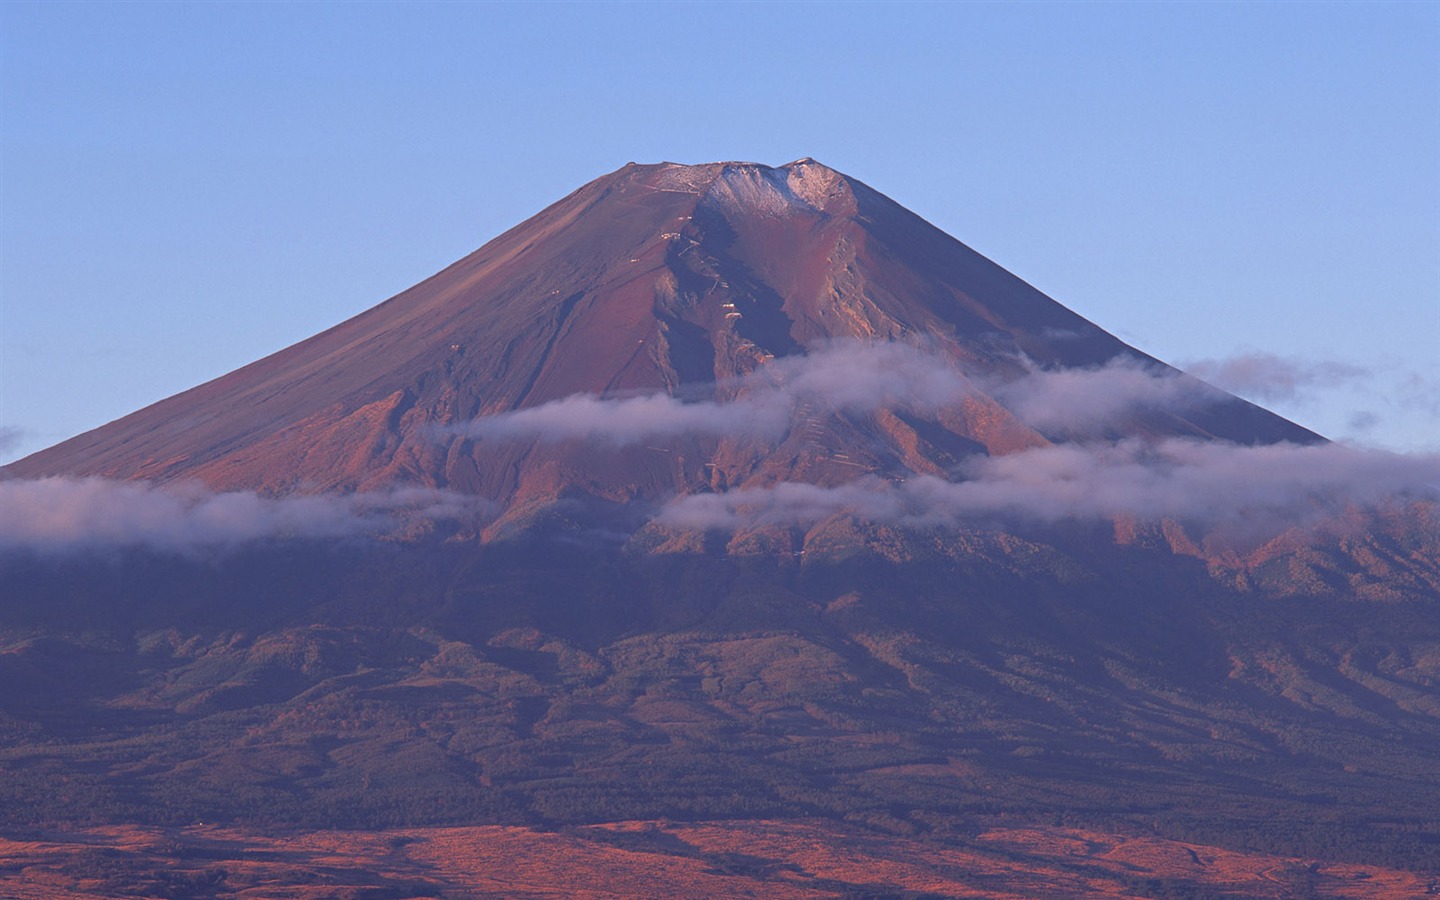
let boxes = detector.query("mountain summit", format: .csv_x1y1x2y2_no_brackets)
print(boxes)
6,159,1316,531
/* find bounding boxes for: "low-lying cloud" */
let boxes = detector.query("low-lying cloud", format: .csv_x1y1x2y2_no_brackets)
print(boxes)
658,439,1440,538
0,477,489,555
9,342,1429,556
1184,352,1370,404
457,389,791,444
452,341,981,445
989,357,1221,433
453,341,1220,444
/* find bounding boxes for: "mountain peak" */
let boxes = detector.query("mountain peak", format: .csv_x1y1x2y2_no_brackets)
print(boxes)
606,159,861,218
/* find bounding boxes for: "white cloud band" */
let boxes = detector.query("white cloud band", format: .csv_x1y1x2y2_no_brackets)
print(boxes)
0,478,488,554
658,439,1440,536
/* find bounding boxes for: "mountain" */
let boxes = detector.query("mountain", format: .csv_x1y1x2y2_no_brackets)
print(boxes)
5,159,1314,502
2,160,1437,896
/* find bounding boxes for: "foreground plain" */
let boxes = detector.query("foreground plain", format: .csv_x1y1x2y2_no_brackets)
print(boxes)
3,819,1433,899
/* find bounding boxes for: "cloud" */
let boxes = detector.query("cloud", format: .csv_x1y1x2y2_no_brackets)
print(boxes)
658,439,1440,539
1182,352,1438,450
0,426,22,455
1347,411,1381,433
989,357,1221,433
1184,352,1370,404
13,342,1423,556
450,340,979,445
452,340,1225,444
1396,372,1440,417
0,478,489,555
456,389,790,444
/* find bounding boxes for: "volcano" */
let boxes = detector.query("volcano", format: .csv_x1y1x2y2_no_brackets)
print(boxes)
2,161,1438,897
7,160,1314,502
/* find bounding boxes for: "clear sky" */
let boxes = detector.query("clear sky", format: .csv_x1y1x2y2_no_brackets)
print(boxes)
2,0,1436,464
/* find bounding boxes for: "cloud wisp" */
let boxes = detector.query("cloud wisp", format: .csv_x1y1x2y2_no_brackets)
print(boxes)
450,340,981,445
1182,351,1440,450
658,439,1440,538
1184,352,1370,404
988,357,1223,433
452,340,1222,444
0,477,489,555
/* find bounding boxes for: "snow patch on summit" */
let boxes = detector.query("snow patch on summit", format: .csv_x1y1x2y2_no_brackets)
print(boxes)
786,160,854,214
653,163,724,194
646,160,851,215
706,165,819,218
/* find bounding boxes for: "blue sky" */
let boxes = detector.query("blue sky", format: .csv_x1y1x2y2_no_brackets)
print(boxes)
2,0,1436,463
